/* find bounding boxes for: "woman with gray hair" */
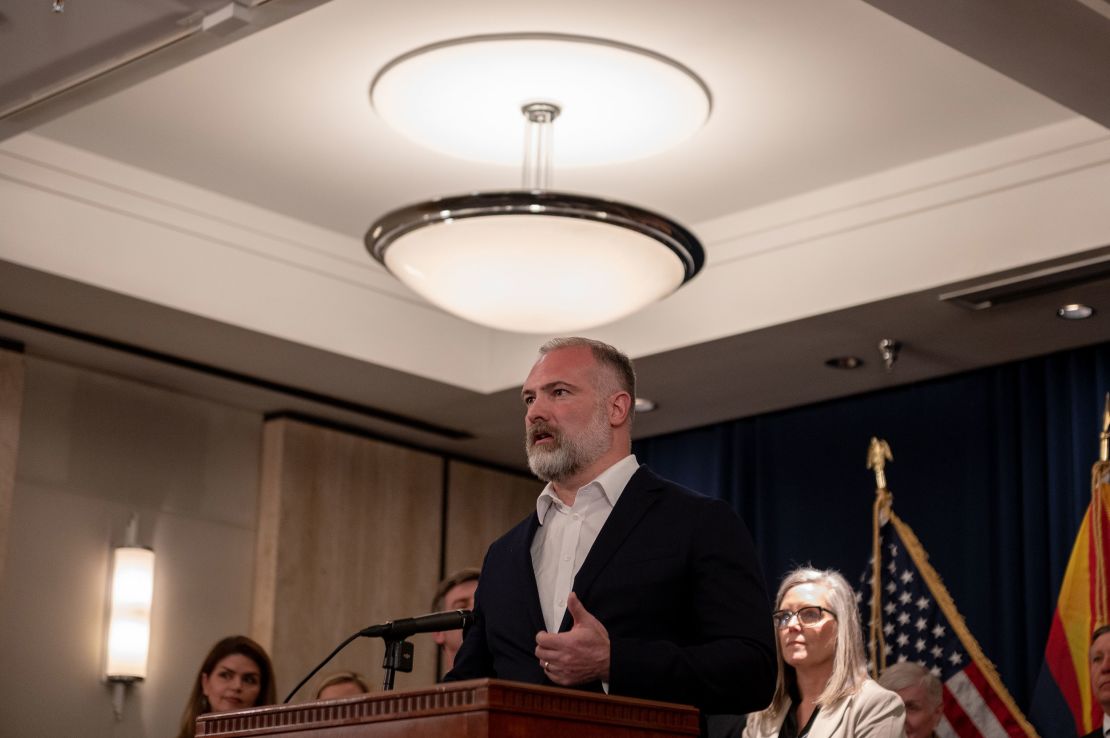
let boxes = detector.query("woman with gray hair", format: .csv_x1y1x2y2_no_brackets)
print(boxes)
743,567,905,738
876,662,942,738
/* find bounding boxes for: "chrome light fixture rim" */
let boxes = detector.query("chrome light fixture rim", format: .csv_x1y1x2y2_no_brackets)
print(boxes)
364,189,706,283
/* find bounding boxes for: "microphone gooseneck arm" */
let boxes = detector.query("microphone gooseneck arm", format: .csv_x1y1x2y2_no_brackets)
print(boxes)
282,609,474,702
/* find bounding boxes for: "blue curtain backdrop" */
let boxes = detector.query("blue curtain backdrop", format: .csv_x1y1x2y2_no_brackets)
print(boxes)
632,340,1110,713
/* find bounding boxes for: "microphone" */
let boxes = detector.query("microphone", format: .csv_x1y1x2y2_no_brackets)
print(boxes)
359,609,473,640
283,609,477,702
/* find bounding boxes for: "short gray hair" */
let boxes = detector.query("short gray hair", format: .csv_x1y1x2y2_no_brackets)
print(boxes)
538,337,636,400
878,661,942,708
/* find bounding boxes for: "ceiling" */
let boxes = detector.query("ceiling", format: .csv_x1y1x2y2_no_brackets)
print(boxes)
1,0,1109,471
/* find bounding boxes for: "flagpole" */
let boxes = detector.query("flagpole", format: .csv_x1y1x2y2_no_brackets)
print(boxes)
1099,393,1108,464
867,436,893,678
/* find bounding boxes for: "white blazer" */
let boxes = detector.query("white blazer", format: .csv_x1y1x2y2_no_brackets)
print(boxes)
742,679,906,738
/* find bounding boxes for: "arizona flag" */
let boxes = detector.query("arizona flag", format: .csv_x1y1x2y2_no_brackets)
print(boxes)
1029,401,1110,736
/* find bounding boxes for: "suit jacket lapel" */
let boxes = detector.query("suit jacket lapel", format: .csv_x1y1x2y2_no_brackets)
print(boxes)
558,465,662,631
808,693,851,738
510,511,547,635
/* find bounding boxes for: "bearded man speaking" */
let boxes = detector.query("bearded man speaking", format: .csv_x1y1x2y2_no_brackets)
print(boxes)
445,337,776,724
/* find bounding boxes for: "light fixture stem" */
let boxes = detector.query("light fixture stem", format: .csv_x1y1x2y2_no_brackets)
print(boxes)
111,680,126,721
124,513,139,548
521,102,560,191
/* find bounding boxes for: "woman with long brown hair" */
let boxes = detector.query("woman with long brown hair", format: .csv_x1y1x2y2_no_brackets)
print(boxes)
175,635,276,738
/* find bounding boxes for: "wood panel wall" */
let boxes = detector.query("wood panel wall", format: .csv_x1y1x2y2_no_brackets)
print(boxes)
0,347,25,586
443,460,537,574
251,417,445,698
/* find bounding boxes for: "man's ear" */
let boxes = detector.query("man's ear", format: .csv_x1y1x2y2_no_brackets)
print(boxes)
609,391,632,426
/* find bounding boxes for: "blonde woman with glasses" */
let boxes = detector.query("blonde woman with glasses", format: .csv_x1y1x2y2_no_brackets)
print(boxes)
743,567,905,738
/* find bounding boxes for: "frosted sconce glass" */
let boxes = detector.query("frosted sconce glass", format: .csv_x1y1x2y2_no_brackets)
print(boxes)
106,545,155,718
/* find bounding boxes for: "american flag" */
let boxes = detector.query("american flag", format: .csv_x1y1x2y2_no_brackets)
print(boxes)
858,504,1037,737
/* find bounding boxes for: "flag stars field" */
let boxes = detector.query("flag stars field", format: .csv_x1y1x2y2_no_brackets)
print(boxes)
860,489,1036,736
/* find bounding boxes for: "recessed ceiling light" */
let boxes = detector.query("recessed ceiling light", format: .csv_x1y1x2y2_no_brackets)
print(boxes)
1057,303,1094,320
825,356,864,369
634,397,658,413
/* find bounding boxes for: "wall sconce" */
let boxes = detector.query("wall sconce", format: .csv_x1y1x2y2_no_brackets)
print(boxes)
106,516,155,721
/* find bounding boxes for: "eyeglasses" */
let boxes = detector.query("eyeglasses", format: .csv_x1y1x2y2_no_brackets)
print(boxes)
771,606,836,629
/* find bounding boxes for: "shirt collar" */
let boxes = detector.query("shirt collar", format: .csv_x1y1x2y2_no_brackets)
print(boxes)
535,454,639,523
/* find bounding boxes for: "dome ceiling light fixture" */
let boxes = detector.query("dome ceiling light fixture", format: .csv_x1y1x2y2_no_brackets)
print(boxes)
364,33,711,334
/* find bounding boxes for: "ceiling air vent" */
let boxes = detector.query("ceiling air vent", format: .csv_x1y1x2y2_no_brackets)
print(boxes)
938,248,1110,310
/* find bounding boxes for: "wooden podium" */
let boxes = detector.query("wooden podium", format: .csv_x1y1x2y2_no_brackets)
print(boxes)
196,678,700,737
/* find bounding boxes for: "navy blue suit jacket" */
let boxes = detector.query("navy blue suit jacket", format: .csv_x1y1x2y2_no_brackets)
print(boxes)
446,465,776,715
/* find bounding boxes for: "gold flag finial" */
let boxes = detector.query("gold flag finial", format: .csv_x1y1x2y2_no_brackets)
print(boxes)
1100,392,1109,463
867,437,893,491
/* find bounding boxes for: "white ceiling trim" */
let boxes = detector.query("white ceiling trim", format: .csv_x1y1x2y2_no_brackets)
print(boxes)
698,118,1109,259
4,119,1110,394
546,120,1110,361
0,132,516,391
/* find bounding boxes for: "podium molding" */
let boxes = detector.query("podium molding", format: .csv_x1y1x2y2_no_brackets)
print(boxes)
196,678,700,737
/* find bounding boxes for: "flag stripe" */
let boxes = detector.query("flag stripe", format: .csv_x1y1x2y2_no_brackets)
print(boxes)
863,509,1037,737
962,661,1027,736
947,669,1008,736
940,684,979,738
1044,611,1084,728
1031,461,1110,735
893,514,1036,736
1088,495,1110,729
1087,524,1101,732
935,717,959,738
1068,512,1096,727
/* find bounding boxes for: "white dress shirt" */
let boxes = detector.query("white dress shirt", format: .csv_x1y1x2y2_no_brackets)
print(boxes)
530,454,639,633
1102,713,1109,737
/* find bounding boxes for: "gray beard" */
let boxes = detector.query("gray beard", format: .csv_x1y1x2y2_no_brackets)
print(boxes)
525,407,611,484
527,443,578,482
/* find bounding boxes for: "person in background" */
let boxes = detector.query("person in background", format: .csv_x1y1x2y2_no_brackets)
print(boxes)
877,662,942,738
175,635,276,738
743,567,905,738
431,567,480,676
314,671,370,700
448,337,776,724
1086,624,1110,738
